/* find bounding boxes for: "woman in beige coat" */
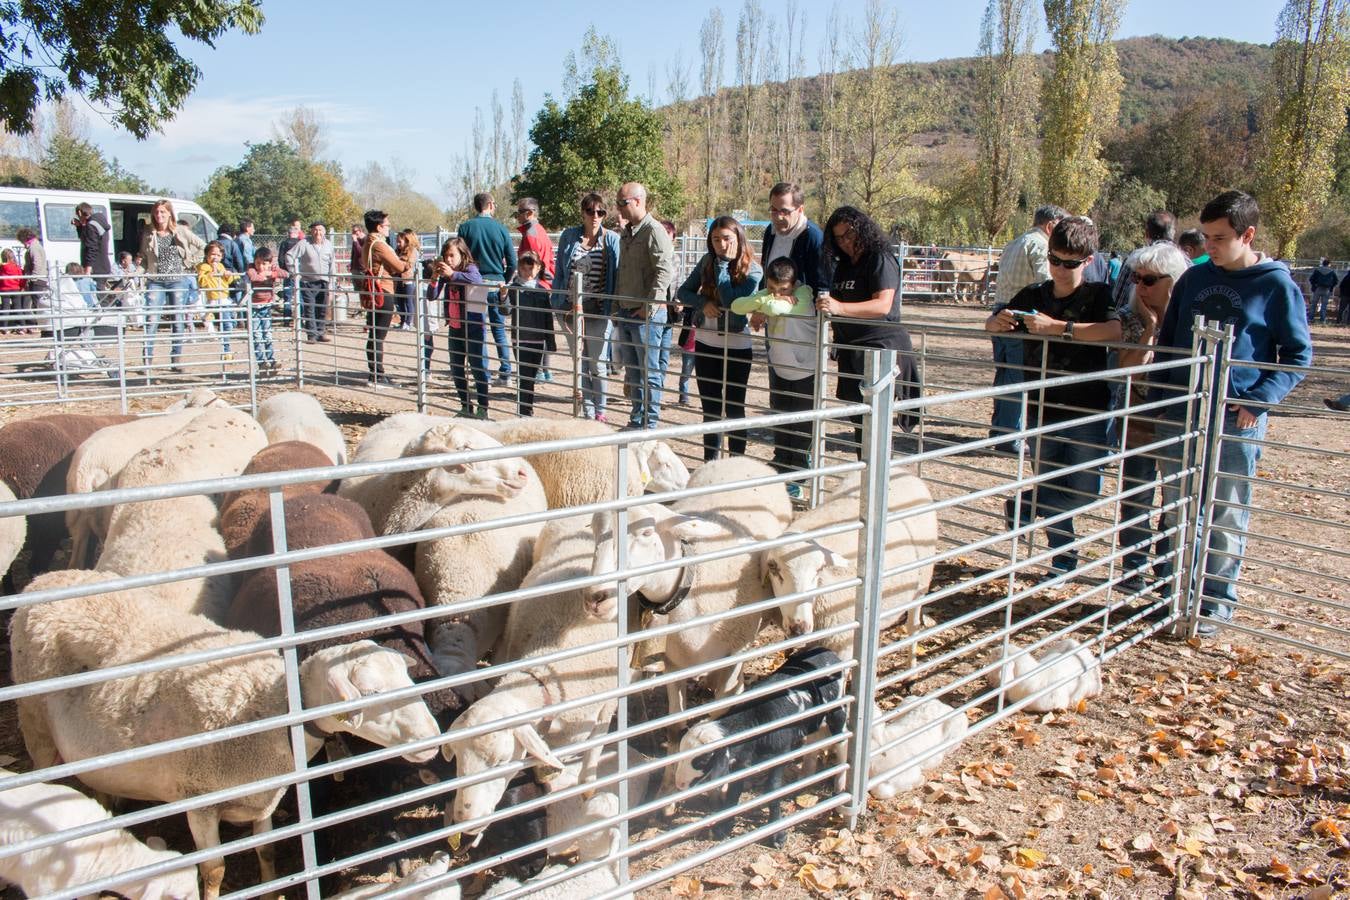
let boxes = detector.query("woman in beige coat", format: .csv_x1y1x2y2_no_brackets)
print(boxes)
138,198,206,372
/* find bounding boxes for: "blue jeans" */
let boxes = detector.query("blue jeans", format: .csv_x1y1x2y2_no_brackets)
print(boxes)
990,336,1026,442
1156,409,1265,620
614,305,668,429
1009,416,1110,572
485,290,512,375
580,313,612,418
1118,447,1161,574
144,276,194,366
1311,289,1331,323
301,280,329,338
250,306,275,364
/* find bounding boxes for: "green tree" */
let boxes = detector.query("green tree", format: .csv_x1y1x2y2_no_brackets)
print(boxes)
514,66,685,229
1257,0,1350,257
196,141,358,232
0,0,263,139
1091,173,1170,250
40,134,112,190
350,161,446,232
1039,0,1125,212
973,0,1040,241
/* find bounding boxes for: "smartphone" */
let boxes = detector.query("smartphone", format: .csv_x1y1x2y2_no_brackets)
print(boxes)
1009,309,1037,318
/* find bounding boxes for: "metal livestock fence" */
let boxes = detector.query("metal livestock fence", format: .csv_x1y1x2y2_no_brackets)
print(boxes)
0,273,1345,899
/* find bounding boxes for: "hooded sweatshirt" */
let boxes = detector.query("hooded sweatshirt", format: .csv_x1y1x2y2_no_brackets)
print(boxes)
1154,255,1312,415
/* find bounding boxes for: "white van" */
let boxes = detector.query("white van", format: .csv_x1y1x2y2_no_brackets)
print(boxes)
0,186,219,278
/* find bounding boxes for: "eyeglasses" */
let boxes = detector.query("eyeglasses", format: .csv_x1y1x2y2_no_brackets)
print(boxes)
1131,272,1170,286
770,205,797,215
583,208,606,217
615,198,637,207
1048,253,1089,269
831,227,856,244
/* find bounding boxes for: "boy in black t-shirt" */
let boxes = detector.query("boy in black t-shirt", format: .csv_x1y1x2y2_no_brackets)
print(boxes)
984,216,1122,576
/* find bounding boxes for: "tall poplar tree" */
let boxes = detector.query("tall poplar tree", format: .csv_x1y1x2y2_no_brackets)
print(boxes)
1039,0,1124,212
974,0,1040,240
1258,0,1350,257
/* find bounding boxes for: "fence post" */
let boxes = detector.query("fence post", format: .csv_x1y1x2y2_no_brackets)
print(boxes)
846,348,896,827
115,307,128,413
808,306,828,509
414,266,428,414
293,273,304,388
246,299,258,415
613,444,632,888
571,272,583,419
510,283,521,415
265,487,322,900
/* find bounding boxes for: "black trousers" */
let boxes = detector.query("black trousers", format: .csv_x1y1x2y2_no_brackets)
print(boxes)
768,369,815,474
365,305,393,375
693,342,753,461
835,327,918,457
516,341,546,416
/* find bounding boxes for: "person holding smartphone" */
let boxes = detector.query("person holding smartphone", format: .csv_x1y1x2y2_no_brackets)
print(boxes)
985,215,1122,579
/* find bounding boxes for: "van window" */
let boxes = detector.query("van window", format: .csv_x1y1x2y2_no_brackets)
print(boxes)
43,203,108,242
0,199,40,240
179,212,209,242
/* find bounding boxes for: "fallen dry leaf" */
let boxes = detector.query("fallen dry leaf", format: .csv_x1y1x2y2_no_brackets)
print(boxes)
1012,847,1045,869
795,863,839,894
671,874,704,897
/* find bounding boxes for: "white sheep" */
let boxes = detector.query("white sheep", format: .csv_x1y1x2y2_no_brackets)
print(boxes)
476,418,688,509
0,769,200,900
584,457,793,734
761,470,938,666
867,698,969,799
988,638,1103,713
339,412,451,507
12,569,442,900
255,390,348,465
162,387,230,412
0,480,25,585
481,793,630,900
329,852,460,900
95,408,267,621
65,408,218,569
442,515,618,844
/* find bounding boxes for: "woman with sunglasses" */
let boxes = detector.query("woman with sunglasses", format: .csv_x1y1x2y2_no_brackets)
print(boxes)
555,192,621,421
818,206,918,455
985,215,1122,577
1113,242,1190,589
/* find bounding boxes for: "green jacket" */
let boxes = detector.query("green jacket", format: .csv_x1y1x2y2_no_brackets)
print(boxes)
615,214,674,311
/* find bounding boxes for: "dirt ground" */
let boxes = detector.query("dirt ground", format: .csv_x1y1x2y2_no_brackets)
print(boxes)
1,305,1346,899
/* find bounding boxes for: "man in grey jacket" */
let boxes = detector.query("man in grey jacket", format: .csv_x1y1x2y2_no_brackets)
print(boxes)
290,223,336,342
613,182,674,429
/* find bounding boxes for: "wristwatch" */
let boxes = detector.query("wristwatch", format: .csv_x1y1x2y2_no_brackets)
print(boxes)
1062,320,1075,341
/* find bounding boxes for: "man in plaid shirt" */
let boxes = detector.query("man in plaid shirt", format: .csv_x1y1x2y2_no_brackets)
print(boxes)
990,204,1066,450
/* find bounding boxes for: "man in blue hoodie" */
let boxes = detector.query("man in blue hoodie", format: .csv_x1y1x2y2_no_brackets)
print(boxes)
1152,190,1312,636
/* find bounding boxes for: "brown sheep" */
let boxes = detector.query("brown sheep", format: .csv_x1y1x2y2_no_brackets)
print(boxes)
219,441,340,558
224,493,460,721
0,413,135,586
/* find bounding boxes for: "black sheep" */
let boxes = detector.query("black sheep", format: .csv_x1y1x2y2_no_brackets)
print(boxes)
673,646,847,847
218,440,340,559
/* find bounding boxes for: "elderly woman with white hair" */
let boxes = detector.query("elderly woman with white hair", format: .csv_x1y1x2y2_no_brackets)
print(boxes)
1115,241,1191,590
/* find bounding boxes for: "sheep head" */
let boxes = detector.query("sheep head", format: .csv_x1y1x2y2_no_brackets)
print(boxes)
442,697,566,841
762,539,851,638
304,641,440,764
406,424,532,501
120,842,201,900
583,504,725,621
630,440,690,494
674,721,730,791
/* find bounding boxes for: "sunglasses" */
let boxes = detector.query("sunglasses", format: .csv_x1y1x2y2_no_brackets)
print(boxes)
616,198,637,207
1048,253,1089,269
1131,272,1170,286
583,208,606,217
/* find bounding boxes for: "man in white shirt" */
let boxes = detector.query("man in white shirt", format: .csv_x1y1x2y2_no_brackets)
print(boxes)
291,223,336,342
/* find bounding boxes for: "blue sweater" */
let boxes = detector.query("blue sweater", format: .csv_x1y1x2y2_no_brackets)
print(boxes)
760,220,831,293
677,254,763,336
1155,256,1312,414
457,214,517,282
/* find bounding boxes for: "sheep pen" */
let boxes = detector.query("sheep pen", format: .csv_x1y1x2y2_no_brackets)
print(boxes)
0,301,1346,900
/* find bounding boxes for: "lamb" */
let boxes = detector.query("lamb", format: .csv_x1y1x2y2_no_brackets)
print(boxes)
95,408,269,620
163,387,231,412
761,470,938,667
867,698,969,799
0,770,200,900
224,493,459,720
475,417,689,509
219,441,340,558
584,457,793,730
12,569,441,900
673,646,846,847
255,390,348,464
988,638,1103,713
338,412,451,508
442,515,618,844
481,793,630,900
0,413,135,586
0,481,25,587
65,407,220,569
329,852,459,900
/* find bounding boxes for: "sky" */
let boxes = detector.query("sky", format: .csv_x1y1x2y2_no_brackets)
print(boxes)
79,0,1286,207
